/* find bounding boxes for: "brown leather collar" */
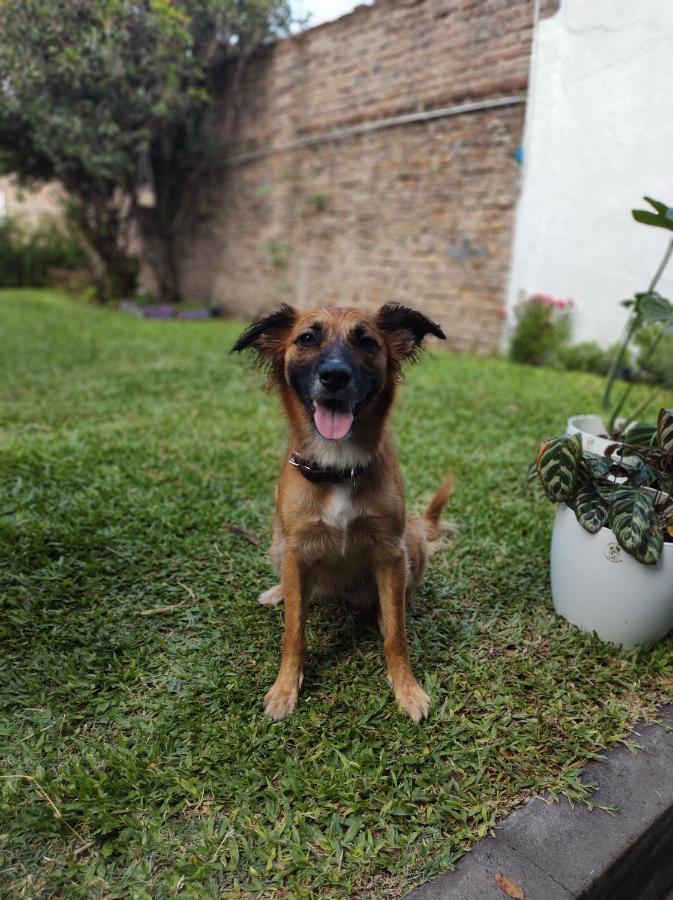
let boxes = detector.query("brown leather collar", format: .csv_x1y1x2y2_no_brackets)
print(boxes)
288,452,369,485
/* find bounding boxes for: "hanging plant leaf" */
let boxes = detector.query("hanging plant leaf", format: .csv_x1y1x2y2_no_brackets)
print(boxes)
536,434,582,502
574,486,608,534
623,421,657,447
656,408,673,452
632,196,673,232
632,515,664,566
608,486,654,551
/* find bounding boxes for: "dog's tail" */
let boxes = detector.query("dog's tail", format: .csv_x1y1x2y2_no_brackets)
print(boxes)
424,475,455,541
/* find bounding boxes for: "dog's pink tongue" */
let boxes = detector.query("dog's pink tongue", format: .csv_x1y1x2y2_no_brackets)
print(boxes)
314,402,353,440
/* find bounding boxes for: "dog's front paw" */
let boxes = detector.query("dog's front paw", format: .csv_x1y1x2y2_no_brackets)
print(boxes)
394,678,431,723
258,584,284,606
264,677,301,721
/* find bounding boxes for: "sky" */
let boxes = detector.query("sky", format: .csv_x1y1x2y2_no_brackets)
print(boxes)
292,0,370,29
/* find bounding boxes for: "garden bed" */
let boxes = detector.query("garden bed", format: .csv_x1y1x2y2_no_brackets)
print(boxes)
1,290,672,898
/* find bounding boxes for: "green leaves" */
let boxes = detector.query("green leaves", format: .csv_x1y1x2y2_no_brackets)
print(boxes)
583,454,611,479
574,485,608,534
637,292,673,335
632,196,673,232
657,408,673,452
623,421,657,447
632,517,664,566
0,0,296,300
536,434,582,502
533,423,669,565
608,487,654,551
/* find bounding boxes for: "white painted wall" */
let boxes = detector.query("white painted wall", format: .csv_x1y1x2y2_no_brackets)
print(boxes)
507,0,673,348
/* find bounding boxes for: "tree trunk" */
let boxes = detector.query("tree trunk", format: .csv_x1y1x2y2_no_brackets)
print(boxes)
135,206,181,304
66,191,138,302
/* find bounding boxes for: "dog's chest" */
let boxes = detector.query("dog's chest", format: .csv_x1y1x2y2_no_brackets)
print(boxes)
320,485,358,531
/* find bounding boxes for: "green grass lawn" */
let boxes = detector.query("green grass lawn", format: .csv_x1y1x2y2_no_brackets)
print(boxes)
2,290,672,898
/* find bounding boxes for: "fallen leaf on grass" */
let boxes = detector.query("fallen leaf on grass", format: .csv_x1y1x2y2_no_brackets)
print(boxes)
223,523,261,546
496,872,524,899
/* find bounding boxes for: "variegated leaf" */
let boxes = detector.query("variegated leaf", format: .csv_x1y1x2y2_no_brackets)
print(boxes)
574,486,608,534
535,434,582,503
657,408,673,452
623,421,657,447
524,461,537,485
657,477,673,501
574,492,607,534
608,487,654,551
620,455,656,487
632,515,664,566
656,492,673,525
575,460,593,489
596,481,617,502
584,454,611,480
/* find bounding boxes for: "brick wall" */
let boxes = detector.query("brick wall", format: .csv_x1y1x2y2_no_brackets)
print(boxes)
0,176,63,227
173,0,539,352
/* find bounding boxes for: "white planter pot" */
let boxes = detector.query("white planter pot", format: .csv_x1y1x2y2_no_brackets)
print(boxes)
566,414,618,455
551,503,673,648
566,413,628,484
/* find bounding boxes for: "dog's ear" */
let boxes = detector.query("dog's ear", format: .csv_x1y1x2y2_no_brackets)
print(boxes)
376,303,445,368
231,305,297,370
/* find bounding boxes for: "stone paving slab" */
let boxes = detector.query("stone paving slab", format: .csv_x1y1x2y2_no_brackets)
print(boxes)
408,705,673,900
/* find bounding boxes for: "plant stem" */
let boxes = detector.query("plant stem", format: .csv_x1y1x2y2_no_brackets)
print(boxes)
609,331,664,432
606,235,673,432
603,318,636,419
648,235,673,292
620,389,661,433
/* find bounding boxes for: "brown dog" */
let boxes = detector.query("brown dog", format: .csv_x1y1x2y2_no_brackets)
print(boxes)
233,303,452,722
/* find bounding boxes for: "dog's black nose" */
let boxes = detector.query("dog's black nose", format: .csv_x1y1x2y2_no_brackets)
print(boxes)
319,361,352,391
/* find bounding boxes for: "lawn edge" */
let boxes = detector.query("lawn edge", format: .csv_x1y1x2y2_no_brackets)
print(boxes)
407,703,673,899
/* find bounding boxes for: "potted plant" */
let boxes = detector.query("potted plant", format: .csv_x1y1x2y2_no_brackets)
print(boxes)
529,197,673,647
533,409,673,647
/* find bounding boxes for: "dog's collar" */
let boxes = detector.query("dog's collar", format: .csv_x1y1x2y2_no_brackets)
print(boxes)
288,452,369,485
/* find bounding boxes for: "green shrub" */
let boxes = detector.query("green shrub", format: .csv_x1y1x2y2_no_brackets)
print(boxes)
633,323,673,385
0,215,85,288
508,294,573,366
556,340,628,376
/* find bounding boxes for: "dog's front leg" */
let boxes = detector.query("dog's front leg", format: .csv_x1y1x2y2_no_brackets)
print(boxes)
264,550,307,721
375,557,430,722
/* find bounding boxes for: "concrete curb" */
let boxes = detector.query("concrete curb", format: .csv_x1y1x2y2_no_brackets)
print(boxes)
407,705,673,900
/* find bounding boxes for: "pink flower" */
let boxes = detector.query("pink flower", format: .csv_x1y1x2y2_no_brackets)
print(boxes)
525,294,574,310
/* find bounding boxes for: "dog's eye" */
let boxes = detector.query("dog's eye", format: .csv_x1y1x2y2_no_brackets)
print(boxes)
359,335,379,352
297,331,317,347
